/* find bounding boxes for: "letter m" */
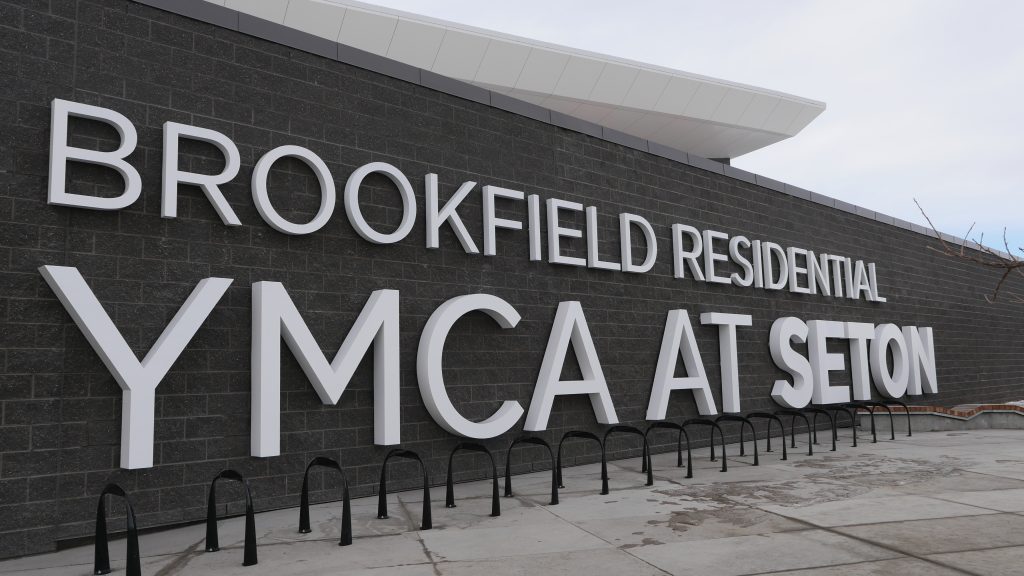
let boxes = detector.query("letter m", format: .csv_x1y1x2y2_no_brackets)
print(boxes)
252,282,399,457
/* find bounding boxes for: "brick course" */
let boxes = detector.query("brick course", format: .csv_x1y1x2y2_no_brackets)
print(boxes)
0,0,1021,559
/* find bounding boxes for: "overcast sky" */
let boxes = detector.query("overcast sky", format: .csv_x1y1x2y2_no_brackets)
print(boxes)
360,0,1023,254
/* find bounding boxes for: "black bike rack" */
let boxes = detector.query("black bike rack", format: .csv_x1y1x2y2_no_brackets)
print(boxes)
298,457,352,546
745,412,787,460
644,422,690,474
801,408,837,452
827,406,858,447
715,414,759,466
445,442,500,517
503,436,558,505
842,402,878,443
861,401,896,440
205,469,257,567
94,483,141,576
556,431,604,491
377,449,432,530
774,410,813,456
601,425,652,493
882,399,913,436
681,418,728,475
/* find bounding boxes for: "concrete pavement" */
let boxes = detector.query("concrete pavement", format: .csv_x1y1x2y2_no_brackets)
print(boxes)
3,428,1024,575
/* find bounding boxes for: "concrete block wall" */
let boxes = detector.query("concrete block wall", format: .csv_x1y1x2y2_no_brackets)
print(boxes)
0,0,1021,558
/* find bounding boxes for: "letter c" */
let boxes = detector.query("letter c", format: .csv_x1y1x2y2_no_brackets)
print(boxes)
417,294,524,438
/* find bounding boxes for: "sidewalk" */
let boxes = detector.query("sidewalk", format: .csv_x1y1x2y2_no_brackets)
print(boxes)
3,429,1024,575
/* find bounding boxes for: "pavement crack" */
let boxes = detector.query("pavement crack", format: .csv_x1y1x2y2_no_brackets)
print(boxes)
395,493,422,531
395,493,442,575
152,538,203,576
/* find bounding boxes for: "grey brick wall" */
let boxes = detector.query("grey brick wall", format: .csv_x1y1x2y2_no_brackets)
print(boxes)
0,0,1021,559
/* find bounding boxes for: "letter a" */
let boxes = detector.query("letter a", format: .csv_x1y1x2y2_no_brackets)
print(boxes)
525,302,618,430
647,310,717,419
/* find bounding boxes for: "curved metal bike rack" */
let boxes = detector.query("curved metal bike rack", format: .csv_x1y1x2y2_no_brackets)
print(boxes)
882,399,913,436
842,402,878,443
377,449,432,530
681,418,728,475
715,414,759,466
556,431,604,491
94,483,141,576
827,406,858,447
745,412,787,461
601,425,652,493
298,456,352,546
801,408,837,452
644,422,691,474
774,410,813,456
445,442,500,517
862,401,896,439
503,436,558,505
206,469,257,567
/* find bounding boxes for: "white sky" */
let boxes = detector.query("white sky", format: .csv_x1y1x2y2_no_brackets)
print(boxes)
360,0,1024,254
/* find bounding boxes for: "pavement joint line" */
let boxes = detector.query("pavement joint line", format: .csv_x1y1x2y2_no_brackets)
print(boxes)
927,541,1024,556
740,556,950,576
929,541,1024,553
954,467,1024,484
921,493,1024,515
747,506,997,530
756,510,985,576
916,493,1016,515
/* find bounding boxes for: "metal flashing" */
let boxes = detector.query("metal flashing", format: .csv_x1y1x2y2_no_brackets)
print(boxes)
723,165,757,185
601,128,649,152
550,111,603,138
754,174,786,193
489,92,552,123
647,142,688,164
686,155,726,175
420,71,491,105
782,184,812,201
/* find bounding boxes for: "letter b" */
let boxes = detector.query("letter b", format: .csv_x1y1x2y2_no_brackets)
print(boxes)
48,99,141,210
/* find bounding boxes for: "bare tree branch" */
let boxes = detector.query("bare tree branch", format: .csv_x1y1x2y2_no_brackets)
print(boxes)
914,199,1024,303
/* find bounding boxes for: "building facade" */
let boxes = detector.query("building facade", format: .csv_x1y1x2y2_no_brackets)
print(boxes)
0,0,1020,559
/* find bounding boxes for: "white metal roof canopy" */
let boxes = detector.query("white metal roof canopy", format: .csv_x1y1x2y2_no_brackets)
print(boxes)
207,0,826,160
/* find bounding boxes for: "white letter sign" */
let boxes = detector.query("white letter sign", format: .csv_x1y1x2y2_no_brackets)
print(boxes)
162,121,241,225
525,302,618,430
252,284,400,457
418,294,524,437
647,310,717,419
39,266,230,469
48,99,141,210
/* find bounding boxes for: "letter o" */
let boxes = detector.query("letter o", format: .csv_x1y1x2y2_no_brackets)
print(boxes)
344,162,417,244
870,324,909,398
252,145,336,235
